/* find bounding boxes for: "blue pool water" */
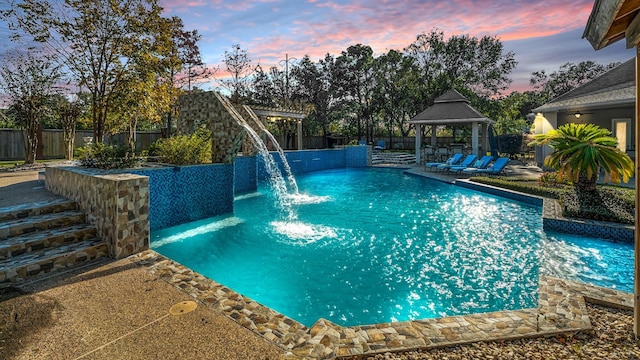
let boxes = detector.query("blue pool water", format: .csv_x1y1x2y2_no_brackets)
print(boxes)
152,167,633,327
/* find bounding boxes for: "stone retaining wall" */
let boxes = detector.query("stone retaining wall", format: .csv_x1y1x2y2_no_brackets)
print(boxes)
45,166,149,258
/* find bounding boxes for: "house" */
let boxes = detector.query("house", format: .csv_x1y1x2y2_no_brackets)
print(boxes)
532,58,635,166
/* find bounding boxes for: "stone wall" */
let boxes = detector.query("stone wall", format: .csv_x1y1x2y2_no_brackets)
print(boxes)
45,166,150,258
177,91,247,163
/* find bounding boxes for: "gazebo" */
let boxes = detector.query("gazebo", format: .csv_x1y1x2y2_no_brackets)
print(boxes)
409,89,494,164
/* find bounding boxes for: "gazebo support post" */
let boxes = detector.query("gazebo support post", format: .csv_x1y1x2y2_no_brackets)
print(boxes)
431,125,437,147
415,123,422,164
481,124,489,156
297,120,303,150
471,122,479,156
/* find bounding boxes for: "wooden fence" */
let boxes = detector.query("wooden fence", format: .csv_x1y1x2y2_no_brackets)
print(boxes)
0,129,163,161
1,128,438,161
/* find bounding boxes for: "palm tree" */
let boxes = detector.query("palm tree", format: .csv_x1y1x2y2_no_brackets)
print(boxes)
530,123,634,193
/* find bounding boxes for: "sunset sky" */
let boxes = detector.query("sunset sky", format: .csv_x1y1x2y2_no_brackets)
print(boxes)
0,0,634,94
160,0,634,93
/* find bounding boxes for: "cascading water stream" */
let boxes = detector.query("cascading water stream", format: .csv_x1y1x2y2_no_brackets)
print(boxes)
214,92,297,219
242,105,299,194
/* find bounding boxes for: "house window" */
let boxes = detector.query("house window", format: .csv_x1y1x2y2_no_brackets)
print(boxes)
612,118,631,152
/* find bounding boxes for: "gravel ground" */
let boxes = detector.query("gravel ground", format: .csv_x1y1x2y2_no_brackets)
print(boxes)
349,304,640,360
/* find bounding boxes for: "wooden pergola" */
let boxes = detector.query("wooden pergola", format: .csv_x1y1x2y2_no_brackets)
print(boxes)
250,106,305,150
583,0,640,337
409,89,494,163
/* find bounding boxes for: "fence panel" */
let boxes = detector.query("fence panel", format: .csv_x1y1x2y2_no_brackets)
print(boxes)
0,129,164,161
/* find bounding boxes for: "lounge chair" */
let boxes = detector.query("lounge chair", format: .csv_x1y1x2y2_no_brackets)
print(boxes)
466,157,510,176
425,153,463,171
373,140,386,151
438,154,476,173
450,155,490,175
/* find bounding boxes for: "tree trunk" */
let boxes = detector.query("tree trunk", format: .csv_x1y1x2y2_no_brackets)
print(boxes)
575,170,598,193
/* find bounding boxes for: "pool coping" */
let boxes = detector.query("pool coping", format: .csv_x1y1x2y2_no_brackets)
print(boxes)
130,250,633,360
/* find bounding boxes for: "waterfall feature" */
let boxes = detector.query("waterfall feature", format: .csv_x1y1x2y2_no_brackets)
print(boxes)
213,92,297,219
242,105,299,194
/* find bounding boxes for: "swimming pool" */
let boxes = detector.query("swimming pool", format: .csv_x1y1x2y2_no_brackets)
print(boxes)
151,167,633,327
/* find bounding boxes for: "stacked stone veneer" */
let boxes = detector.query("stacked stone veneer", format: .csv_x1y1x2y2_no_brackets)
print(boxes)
177,91,248,163
45,166,149,258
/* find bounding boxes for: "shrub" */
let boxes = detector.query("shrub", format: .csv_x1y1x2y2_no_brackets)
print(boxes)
560,187,634,224
78,142,140,169
471,176,634,225
538,171,571,187
496,134,523,157
470,176,566,199
156,129,212,165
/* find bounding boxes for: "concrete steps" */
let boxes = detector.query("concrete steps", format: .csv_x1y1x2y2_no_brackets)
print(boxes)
372,152,417,165
0,199,109,287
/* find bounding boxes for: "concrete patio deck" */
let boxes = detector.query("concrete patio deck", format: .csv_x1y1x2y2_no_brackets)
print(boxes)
0,170,285,360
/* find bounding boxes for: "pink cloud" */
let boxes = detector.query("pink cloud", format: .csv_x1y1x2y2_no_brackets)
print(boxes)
160,0,627,92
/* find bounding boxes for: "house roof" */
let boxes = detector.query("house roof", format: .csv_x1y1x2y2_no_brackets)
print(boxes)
583,0,640,50
409,89,494,125
533,58,635,113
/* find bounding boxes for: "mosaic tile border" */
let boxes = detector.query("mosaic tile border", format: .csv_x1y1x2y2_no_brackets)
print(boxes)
129,250,632,360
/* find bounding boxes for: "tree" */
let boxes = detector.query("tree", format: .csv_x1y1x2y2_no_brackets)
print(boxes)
52,94,84,160
0,49,62,164
373,50,421,147
219,44,253,104
159,16,213,136
250,64,289,108
334,44,377,142
2,0,171,143
530,61,619,102
530,123,634,193
291,54,337,147
405,29,517,103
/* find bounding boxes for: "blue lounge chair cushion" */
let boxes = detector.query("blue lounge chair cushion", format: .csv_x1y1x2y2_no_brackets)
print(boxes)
459,156,493,173
425,153,463,168
446,155,478,171
474,157,510,175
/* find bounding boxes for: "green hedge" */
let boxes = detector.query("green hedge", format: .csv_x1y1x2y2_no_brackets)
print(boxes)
155,129,212,165
470,176,566,199
469,176,634,224
77,143,140,170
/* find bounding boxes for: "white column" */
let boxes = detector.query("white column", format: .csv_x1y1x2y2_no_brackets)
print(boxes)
415,123,422,164
431,125,437,147
297,120,303,150
471,122,479,156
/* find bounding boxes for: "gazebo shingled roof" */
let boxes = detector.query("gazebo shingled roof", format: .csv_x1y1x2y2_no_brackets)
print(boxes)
409,89,494,126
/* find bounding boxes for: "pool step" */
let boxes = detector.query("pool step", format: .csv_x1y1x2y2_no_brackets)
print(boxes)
0,210,87,240
0,223,98,259
0,199,109,288
372,152,417,165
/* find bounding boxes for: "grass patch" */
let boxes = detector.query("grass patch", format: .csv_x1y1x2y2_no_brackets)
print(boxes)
470,176,635,225
0,159,60,170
